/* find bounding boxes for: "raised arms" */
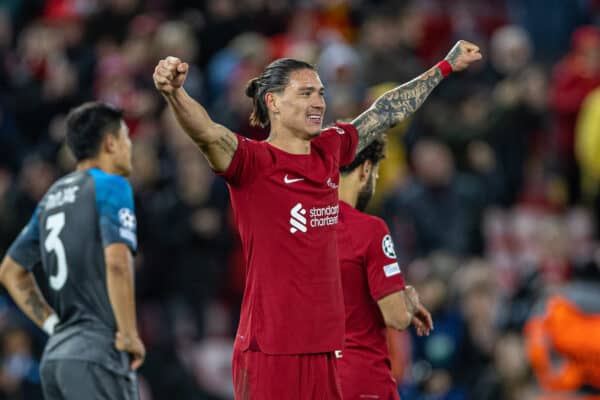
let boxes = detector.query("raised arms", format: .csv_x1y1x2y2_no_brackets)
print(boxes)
352,40,482,153
153,57,238,172
0,256,56,331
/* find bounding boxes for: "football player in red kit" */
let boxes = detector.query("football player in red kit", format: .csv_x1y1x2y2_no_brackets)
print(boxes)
153,40,480,399
337,138,433,400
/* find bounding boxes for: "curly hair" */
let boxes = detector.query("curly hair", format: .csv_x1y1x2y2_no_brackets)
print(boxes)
340,136,386,175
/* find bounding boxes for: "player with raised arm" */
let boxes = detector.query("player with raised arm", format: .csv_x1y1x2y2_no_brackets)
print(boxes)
153,40,480,399
337,138,433,400
0,102,144,400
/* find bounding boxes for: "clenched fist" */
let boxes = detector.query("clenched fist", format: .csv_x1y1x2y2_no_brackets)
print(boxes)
444,40,482,72
153,56,189,95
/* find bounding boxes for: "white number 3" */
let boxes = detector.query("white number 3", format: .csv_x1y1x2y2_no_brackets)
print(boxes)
45,213,68,290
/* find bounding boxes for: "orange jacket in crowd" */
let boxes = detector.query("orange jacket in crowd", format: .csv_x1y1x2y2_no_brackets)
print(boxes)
525,295,600,395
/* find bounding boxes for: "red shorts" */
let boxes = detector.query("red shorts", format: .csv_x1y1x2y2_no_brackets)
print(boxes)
339,358,400,400
341,380,400,400
232,347,343,400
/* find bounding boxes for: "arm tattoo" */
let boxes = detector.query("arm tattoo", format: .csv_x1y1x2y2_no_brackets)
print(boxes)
17,278,47,323
352,67,443,153
445,44,462,70
215,133,238,157
200,131,238,160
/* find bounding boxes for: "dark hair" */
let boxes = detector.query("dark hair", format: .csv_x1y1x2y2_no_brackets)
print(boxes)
245,58,315,128
340,137,386,175
65,102,124,161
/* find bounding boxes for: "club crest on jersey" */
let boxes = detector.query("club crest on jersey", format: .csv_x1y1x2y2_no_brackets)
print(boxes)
382,235,396,259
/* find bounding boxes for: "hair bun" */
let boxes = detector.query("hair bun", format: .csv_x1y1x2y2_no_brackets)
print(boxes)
245,78,259,98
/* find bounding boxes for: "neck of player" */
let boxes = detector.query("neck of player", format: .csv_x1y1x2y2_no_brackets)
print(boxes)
266,124,313,155
76,155,119,176
338,173,359,209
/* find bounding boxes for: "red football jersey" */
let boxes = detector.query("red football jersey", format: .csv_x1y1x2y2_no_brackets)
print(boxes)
337,201,406,398
219,123,358,354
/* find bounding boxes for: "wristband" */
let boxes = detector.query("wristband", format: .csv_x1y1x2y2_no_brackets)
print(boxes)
43,314,59,335
437,60,453,78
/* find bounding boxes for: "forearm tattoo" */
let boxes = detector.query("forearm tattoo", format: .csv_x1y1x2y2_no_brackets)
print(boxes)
17,278,47,323
352,67,443,153
445,44,462,69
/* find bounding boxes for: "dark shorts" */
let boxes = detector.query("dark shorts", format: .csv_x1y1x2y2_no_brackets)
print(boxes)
40,359,138,400
232,347,342,400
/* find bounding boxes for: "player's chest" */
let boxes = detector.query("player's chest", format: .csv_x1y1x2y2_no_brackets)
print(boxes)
260,152,339,194
246,159,341,234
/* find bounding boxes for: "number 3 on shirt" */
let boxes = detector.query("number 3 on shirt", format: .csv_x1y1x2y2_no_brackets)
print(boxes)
45,212,68,290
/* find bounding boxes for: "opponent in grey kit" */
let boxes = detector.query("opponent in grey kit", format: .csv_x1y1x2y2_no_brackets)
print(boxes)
0,102,145,399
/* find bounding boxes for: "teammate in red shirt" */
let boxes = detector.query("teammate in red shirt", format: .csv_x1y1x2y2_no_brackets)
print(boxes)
337,138,433,400
153,41,480,398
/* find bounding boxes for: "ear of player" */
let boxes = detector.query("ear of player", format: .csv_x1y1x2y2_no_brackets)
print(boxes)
153,56,189,94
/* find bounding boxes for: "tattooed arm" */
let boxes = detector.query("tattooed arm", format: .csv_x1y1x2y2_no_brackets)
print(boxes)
0,256,56,330
352,40,482,153
154,57,238,172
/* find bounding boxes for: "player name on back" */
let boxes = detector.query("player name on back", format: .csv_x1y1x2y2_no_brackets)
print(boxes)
44,186,80,210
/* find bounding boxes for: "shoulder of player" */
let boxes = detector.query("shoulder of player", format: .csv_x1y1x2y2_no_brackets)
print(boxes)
343,206,388,232
319,124,347,138
87,169,131,189
236,135,274,160
87,169,133,204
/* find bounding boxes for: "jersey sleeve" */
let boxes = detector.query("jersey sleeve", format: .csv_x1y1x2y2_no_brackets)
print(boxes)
365,218,406,301
7,207,41,272
216,134,268,186
335,122,359,167
91,171,137,253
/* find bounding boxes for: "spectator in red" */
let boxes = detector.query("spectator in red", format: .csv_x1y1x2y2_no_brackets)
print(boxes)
550,25,600,204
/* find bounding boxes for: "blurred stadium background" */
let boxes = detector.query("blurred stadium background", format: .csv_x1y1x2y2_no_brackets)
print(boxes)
1,0,600,399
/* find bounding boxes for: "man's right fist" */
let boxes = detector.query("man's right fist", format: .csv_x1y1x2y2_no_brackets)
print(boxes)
153,56,189,95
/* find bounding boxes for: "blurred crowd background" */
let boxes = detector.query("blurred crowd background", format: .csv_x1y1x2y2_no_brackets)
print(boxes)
1,0,600,399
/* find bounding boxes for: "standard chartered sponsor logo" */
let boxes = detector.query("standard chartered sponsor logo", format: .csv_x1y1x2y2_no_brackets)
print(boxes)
289,202,339,234
290,203,307,233
309,204,338,227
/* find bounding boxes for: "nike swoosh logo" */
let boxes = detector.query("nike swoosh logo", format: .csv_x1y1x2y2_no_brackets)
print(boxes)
284,175,304,184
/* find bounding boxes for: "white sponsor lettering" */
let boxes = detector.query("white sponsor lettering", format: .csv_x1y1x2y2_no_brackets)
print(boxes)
45,186,79,210
289,203,339,233
334,350,343,358
309,204,339,228
383,262,401,277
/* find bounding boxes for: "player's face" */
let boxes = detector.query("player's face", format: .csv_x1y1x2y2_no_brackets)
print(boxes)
114,121,132,177
356,164,380,212
276,69,326,139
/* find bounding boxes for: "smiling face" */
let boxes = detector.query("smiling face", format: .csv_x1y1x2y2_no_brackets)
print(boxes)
270,69,326,140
